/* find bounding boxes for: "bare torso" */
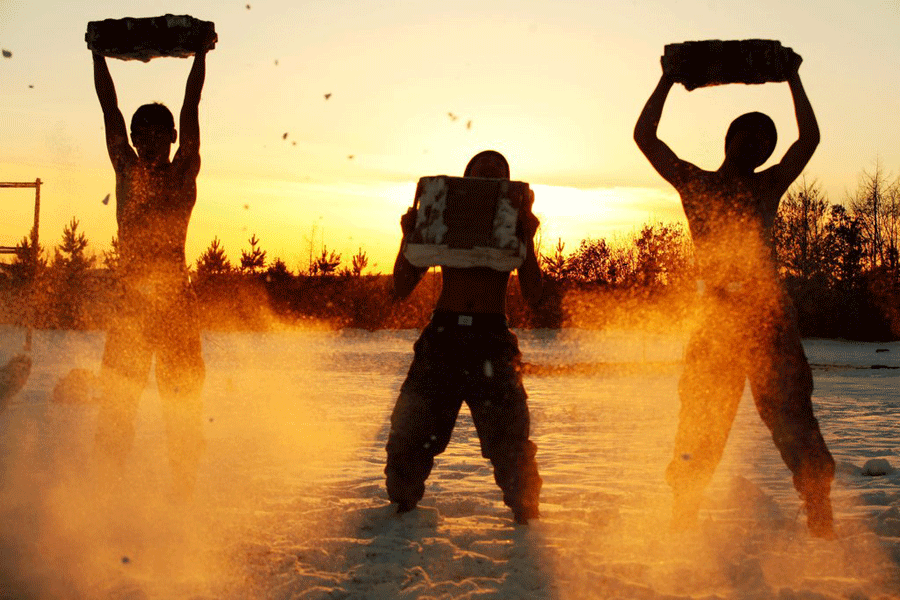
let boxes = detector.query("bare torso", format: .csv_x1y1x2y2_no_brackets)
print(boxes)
116,158,196,285
434,267,511,313
677,168,781,290
633,71,819,297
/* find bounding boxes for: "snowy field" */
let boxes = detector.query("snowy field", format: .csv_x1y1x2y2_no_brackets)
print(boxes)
0,326,898,600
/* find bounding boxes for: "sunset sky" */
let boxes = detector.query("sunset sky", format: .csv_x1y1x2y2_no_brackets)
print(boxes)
2,0,898,273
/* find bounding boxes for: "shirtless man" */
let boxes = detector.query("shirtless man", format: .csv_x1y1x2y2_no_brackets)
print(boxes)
634,60,835,537
91,40,212,500
385,150,543,524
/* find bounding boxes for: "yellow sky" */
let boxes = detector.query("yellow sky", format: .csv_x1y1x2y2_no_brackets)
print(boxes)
2,0,898,272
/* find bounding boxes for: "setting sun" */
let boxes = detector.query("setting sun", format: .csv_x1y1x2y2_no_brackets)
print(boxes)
530,184,686,256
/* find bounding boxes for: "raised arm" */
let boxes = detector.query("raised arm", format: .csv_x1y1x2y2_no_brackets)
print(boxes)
764,67,820,194
634,73,696,188
92,53,133,169
174,47,208,172
392,207,427,300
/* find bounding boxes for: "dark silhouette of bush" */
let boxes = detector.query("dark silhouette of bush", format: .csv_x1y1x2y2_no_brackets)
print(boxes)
0,202,896,338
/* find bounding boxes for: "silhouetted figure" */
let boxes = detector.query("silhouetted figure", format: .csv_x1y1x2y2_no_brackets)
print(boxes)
91,37,213,501
634,54,835,537
385,151,543,524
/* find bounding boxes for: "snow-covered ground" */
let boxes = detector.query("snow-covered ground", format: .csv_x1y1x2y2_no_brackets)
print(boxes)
0,326,897,600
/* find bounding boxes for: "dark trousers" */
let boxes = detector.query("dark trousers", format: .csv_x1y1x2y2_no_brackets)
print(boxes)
385,315,541,515
666,290,834,500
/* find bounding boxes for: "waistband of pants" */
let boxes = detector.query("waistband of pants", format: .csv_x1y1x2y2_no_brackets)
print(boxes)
430,311,508,329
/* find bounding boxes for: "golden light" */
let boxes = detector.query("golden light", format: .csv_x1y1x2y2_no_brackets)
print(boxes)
531,184,686,256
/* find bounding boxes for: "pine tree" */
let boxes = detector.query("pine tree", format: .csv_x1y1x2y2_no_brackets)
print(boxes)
541,238,572,281
310,246,341,276
196,237,232,278
7,227,45,283
53,218,93,276
265,257,291,280
102,236,121,272
350,247,369,277
240,234,267,274
51,218,95,329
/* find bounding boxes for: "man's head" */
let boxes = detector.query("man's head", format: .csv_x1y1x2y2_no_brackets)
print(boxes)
130,103,176,160
464,150,510,179
724,112,777,170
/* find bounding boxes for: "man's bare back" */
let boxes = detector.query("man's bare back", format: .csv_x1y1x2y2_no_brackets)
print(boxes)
94,45,208,287
115,152,198,281
91,39,212,501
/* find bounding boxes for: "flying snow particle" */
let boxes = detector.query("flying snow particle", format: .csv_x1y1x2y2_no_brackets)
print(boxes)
483,360,493,378
2,49,11,59
101,194,110,205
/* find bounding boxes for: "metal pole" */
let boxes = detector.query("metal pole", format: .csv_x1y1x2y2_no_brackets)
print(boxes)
25,179,42,351
25,179,40,353
32,179,41,261
0,180,43,351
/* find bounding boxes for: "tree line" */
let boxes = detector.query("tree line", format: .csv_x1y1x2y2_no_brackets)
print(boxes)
1,164,898,339
537,163,899,339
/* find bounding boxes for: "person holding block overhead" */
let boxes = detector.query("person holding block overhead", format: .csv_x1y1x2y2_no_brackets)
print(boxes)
634,40,835,538
385,150,543,524
89,15,216,501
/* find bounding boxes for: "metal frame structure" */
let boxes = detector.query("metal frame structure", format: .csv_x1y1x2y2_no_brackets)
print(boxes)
1,179,42,351
0,178,41,259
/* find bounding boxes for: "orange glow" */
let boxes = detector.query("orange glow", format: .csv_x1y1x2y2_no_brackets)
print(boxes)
531,184,686,258
2,0,897,274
